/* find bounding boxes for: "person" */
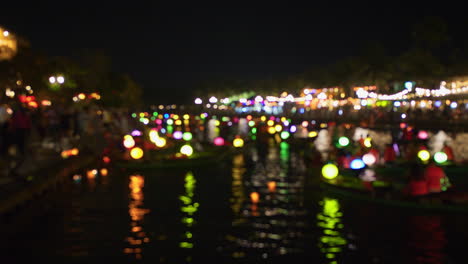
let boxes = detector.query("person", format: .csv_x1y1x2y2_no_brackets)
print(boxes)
424,160,451,193
403,163,428,196
9,104,32,157
442,142,455,162
383,143,397,164
0,104,10,157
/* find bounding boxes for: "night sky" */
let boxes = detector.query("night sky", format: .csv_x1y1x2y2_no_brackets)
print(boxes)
2,3,467,105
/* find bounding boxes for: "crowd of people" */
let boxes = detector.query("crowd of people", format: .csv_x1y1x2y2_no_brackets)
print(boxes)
0,99,136,179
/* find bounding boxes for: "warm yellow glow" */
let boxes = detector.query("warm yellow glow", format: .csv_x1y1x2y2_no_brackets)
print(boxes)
155,137,166,147
267,120,275,126
123,135,136,149
250,192,260,203
175,120,182,126
260,116,266,122
308,131,318,137
78,93,86,100
267,181,276,192
322,164,339,180
149,130,159,143
180,145,193,156
364,138,372,148
233,138,244,148
100,168,108,176
183,114,190,120
70,148,79,155
130,147,144,159
274,124,282,132
268,127,276,134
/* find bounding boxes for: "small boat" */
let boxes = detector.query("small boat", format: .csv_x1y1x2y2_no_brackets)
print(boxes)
115,144,238,169
320,173,468,213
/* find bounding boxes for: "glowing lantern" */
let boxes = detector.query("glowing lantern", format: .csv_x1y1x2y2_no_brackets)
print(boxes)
280,131,290,140
267,181,276,192
173,131,183,140
434,152,448,164
308,131,318,138
103,156,111,163
362,153,376,166
250,192,260,203
182,132,193,141
417,150,430,162
233,138,244,148
149,130,159,143
180,145,193,156
338,137,350,147
100,168,108,176
123,135,135,149
363,138,372,148
87,169,98,179
214,137,225,146
73,174,81,182
155,137,167,147
268,127,276,134
131,130,142,137
267,120,275,127
350,158,366,170
274,124,282,132
417,130,429,140
130,147,144,160
322,164,339,180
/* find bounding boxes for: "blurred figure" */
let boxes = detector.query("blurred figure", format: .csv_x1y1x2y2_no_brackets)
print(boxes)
8,104,32,157
403,163,428,196
0,103,10,157
424,160,451,193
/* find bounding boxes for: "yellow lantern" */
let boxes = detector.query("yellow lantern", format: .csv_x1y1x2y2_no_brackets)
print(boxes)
130,147,144,160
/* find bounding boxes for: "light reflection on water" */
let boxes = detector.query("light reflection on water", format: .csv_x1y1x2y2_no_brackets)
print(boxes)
124,174,150,259
4,128,468,263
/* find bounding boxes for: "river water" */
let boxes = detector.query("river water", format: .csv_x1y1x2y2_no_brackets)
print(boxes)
3,111,468,263
2,135,468,263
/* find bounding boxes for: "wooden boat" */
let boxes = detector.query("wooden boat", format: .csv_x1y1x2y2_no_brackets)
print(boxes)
115,144,239,169
320,173,468,213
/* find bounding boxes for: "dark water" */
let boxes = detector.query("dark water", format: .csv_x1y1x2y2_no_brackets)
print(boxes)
2,141,468,263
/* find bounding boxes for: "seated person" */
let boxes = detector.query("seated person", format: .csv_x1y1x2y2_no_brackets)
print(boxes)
424,160,451,193
403,163,428,196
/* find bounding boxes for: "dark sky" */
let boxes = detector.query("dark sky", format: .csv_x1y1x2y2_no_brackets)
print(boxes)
2,3,467,105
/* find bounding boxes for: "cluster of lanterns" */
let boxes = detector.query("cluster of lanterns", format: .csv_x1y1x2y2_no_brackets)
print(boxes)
417,150,448,164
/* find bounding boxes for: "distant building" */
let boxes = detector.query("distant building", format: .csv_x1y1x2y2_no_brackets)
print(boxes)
0,26,17,60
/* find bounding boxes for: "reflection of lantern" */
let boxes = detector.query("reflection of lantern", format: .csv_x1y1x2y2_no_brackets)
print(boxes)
130,147,144,159
267,181,276,192
250,192,260,203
